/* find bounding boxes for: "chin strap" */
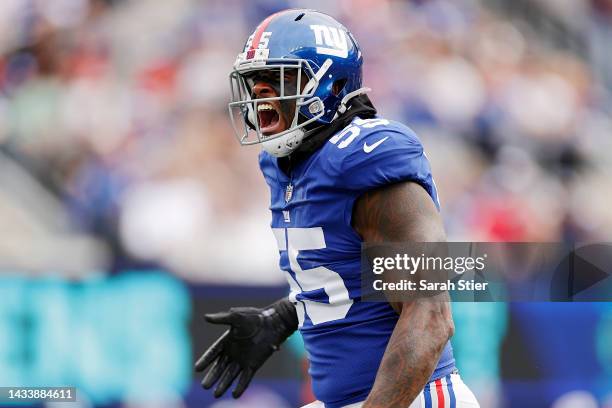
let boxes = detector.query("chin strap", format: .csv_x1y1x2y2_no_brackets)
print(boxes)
333,87,372,120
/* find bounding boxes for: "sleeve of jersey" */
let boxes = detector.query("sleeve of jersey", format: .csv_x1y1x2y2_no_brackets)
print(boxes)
339,128,438,205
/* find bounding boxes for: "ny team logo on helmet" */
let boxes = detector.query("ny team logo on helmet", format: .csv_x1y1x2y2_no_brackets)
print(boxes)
228,9,367,157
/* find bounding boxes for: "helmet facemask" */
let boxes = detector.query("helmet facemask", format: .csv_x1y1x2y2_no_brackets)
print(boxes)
228,58,328,157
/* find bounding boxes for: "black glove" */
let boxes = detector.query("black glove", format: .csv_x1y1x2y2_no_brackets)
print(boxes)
195,298,298,398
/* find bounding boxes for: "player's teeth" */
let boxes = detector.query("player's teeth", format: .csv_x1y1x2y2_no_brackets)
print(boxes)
257,104,274,112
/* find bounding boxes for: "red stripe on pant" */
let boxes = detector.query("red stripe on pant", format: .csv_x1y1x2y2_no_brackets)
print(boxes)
435,379,445,407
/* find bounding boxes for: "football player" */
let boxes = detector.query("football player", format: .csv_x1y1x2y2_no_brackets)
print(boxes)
196,9,480,408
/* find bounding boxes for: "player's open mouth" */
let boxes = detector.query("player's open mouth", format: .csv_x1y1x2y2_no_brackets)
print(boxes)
257,102,282,135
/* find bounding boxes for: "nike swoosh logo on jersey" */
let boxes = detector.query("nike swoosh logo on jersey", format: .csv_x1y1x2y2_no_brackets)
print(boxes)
363,137,389,153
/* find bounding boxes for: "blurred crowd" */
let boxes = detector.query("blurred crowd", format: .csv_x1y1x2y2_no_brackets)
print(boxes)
1,0,612,283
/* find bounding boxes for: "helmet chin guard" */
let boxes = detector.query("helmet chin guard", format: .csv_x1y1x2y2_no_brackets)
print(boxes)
261,128,306,157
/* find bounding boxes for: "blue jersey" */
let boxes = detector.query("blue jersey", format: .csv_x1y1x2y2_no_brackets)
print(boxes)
259,117,456,407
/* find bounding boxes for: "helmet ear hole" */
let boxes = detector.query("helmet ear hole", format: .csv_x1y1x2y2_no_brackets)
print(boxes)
332,78,347,96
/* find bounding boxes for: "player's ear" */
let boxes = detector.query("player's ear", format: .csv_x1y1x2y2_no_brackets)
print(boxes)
332,78,347,96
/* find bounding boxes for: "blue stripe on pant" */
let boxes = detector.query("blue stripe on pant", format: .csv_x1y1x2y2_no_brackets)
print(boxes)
423,382,432,408
447,374,456,408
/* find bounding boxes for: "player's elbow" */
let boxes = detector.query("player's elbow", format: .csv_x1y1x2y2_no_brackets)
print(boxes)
399,298,455,343
425,301,454,344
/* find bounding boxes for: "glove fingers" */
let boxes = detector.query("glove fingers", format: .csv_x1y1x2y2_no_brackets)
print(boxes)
205,311,234,325
214,362,241,398
195,330,230,372
202,354,229,389
232,367,255,399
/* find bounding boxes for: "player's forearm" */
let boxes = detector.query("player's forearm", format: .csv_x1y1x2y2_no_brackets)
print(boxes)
362,296,454,408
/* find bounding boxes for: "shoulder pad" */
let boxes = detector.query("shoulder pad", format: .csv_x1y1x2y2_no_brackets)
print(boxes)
321,117,438,204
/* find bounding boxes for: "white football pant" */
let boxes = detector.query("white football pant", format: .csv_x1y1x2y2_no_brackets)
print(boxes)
301,373,480,408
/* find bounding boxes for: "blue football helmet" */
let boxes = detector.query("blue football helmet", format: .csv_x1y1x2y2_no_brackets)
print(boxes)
228,9,368,157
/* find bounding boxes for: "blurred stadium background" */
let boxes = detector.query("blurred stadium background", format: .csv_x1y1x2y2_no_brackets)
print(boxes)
0,0,611,407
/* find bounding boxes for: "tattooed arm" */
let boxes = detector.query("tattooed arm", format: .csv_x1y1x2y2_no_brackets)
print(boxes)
353,181,454,408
